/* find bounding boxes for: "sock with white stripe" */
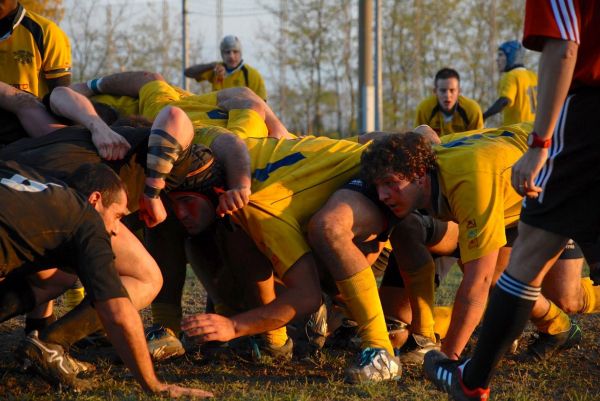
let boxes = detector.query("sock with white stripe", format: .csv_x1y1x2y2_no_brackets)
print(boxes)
463,272,540,389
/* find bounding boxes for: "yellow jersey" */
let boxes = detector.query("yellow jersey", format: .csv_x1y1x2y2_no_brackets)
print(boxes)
0,5,71,97
92,80,268,139
197,63,267,101
197,131,367,277
498,67,538,125
415,95,483,137
434,123,531,263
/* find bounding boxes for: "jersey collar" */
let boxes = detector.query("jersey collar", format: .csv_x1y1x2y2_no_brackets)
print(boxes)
225,60,245,76
0,3,25,42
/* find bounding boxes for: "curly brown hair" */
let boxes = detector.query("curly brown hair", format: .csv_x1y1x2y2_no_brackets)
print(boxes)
360,132,437,185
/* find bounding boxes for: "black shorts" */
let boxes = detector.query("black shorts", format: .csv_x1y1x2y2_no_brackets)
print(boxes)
521,88,600,246
381,223,584,289
505,227,583,260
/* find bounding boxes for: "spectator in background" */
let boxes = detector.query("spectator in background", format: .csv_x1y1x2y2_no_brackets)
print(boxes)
185,35,267,101
415,68,483,137
483,40,538,125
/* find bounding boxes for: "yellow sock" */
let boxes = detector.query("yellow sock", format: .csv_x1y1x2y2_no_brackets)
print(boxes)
151,303,183,335
262,326,288,347
63,287,85,309
580,277,600,314
532,300,570,335
336,268,393,354
403,261,436,341
433,305,453,340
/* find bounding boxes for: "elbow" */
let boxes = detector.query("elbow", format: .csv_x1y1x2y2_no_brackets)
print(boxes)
563,40,579,60
160,105,187,122
140,71,165,83
48,86,72,113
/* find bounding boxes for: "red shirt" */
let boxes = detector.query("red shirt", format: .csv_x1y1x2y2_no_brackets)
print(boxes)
523,0,600,89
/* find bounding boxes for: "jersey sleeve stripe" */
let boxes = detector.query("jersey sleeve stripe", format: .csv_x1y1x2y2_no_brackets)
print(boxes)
44,67,72,74
550,0,580,43
565,0,580,43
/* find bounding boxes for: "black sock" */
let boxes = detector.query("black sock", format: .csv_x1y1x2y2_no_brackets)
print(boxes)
0,276,36,323
39,297,103,350
25,314,57,334
463,272,540,389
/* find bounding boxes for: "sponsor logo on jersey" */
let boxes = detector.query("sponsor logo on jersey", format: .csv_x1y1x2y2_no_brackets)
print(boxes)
13,50,33,65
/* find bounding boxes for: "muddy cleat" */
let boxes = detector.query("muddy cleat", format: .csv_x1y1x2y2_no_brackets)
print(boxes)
397,333,440,364
344,347,401,383
17,330,94,390
328,318,360,350
424,350,490,401
145,325,185,362
250,336,294,362
524,322,582,361
305,302,328,352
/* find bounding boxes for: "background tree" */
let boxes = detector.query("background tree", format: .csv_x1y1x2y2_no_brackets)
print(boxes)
21,0,64,21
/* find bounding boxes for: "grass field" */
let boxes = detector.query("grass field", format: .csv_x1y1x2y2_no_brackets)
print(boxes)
1,266,600,401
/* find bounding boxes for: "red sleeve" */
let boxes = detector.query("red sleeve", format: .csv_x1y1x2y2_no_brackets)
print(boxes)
523,0,581,51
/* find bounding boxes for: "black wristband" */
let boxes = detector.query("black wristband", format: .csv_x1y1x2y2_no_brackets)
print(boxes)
144,184,161,199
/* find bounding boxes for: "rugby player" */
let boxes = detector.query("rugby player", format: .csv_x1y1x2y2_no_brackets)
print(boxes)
67,70,287,358
0,160,211,398
414,68,483,137
70,71,290,139
483,40,538,124
167,129,404,378
0,84,248,393
185,35,267,101
0,0,71,98
424,2,600,399
360,124,590,362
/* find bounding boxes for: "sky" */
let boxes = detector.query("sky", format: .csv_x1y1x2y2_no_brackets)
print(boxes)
95,0,275,70
62,0,278,87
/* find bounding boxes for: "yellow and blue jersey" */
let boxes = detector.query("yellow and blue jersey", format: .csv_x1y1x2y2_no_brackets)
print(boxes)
197,63,267,101
92,80,268,139
434,123,531,262
197,131,367,277
415,95,483,137
498,68,538,125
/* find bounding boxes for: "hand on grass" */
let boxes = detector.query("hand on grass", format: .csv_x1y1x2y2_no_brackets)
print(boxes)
181,313,236,343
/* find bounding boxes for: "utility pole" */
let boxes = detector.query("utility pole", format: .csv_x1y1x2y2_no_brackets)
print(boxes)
216,0,223,56
278,0,287,119
374,0,383,130
181,0,189,90
358,0,374,133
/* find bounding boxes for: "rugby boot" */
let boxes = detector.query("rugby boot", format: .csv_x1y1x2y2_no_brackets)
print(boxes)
344,347,401,383
524,322,582,361
397,333,440,364
145,325,185,362
17,330,94,391
424,350,490,401
250,336,294,362
305,301,328,353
